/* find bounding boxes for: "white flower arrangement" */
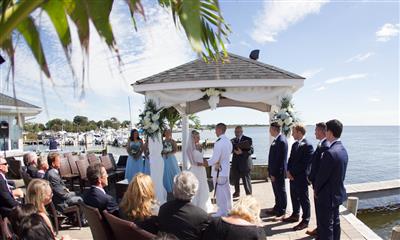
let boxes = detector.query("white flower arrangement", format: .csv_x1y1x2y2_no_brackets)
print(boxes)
138,100,166,140
202,88,225,110
271,96,299,137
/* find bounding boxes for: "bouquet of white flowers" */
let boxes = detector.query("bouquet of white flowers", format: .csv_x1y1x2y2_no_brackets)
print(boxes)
138,100,166,140
162,141,173,154
202,88,225,110
271,96,299,136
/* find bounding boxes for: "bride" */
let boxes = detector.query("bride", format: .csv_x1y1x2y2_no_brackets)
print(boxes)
186,130,213,213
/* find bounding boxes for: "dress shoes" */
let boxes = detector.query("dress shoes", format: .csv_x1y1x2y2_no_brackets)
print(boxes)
232,192,240,198
305,228,318,236
282,214,300,223
293,221,309,231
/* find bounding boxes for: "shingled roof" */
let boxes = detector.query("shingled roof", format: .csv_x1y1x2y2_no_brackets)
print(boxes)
0,93,40,109
134,52,304,85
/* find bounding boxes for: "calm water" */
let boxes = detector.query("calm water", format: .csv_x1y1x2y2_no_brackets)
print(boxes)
358,206,400,239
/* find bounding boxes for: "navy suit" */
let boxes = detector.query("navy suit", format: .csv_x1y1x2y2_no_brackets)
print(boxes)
231,135,254,195
309,139,329,232
83,186,119,216
0,173,19,217
287,138,314,222
314,140,348,240
268,134,288,215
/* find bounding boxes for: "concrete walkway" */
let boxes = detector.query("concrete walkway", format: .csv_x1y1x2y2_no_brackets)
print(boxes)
58,180,381,240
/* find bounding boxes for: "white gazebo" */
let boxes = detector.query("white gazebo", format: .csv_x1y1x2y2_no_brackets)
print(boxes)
132,52,305,203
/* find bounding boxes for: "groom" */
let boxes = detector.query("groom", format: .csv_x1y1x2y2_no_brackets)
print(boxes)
207,123,233,217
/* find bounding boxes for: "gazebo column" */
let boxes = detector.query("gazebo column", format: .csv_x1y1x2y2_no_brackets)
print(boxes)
181,113,189,170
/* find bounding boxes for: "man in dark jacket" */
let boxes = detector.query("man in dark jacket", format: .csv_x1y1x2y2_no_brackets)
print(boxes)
231,126,254,197
283,124,314,231
306,122,329,237
45,152,82,211
0,157,23,217
314,119,348,240
267,122,288,217
83,162,119,216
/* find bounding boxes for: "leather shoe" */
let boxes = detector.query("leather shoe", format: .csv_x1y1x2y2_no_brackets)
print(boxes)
293,221,309,231
306,228,318,236
232,192,240,198
282,214,299,223
264,208,276,215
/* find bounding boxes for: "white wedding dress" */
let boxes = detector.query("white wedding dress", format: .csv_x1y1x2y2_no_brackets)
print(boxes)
190,149,213,213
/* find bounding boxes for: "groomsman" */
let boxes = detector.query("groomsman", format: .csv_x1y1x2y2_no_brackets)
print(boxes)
314,119,348,240
207,123,233,217
306,122,329,237
267,122,288,217
231,126,254,197
283,124,314,231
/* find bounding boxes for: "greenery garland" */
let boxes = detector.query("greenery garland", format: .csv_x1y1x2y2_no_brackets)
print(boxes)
271,96,299,137
138,100,166,140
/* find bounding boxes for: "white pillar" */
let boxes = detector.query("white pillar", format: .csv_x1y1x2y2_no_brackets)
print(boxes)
181,113,189,170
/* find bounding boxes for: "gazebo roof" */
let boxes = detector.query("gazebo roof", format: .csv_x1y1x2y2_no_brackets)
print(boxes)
0,93,41,116
133,52,304,91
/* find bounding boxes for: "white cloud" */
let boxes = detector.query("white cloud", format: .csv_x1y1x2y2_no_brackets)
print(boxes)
376,23,400,42
325,73,367,84
239,40,251,47
251,0,329,43
345,52,375,63
301,68,323,79
368,97,381,102
315,86,326,91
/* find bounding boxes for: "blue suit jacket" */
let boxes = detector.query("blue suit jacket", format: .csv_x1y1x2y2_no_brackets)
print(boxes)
309,139,329,185
83,186,119,215
268,134,288,178
287,138,314,186
0,174,19,216
314,141,348,206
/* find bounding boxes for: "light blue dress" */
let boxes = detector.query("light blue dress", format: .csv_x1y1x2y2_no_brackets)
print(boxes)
143,156,151,175
125,141,144,182
162,140,180,193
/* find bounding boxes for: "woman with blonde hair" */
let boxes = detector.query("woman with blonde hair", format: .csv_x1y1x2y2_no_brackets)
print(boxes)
120,173,159,234
203,196,266,240
25,178,55,234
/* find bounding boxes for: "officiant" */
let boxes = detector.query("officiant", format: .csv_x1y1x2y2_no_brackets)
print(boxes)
231,126,254,197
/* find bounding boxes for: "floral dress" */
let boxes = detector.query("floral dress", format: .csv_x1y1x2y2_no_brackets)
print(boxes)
162,139,180,193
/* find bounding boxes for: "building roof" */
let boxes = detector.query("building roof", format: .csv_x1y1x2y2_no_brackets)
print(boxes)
0,93,40,109
133,52,305,86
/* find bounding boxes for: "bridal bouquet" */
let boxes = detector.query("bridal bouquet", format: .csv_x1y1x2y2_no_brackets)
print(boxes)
138,100,166,140
271,96,299,137
128,143,140,156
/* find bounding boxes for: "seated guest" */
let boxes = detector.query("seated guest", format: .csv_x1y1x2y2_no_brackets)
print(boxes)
18,213,55,240
23,152,39,178
37,156,49,179
45,152,83,211
83,163,119,215
203,196,266,240
0,157,24,217
9,204,37,237
158,171,209,240
26,178,55,233
120,173,159,234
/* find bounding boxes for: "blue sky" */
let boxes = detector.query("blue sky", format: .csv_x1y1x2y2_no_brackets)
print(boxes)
0,0,399,126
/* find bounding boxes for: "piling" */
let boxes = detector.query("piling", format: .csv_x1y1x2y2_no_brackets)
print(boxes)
347,196,359,216
391,225,400,240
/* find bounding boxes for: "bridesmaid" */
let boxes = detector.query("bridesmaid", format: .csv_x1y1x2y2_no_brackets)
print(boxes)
142,138,151,175
162,129,180,195
125,129,144,182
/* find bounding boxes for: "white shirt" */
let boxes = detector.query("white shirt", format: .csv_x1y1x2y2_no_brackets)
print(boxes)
208,134,233,177
328,138,341,147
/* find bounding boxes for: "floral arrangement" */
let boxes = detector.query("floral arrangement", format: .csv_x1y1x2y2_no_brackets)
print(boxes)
270,96,299,137
201,88,225,110
128,142,141,156
138,99,165,140
162,140,173,154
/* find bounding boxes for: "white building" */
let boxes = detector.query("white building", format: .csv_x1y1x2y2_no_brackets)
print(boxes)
0,93,41,157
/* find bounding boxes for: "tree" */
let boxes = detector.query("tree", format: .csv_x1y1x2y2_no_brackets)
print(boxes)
162,107,201,130
45,118,63,131
23,122,45,133
121,120,131,128
0,0,230,91
96,120,104,128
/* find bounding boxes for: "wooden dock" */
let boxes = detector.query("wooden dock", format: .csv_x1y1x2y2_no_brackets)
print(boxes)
346,179,400,200
59,180,383,240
